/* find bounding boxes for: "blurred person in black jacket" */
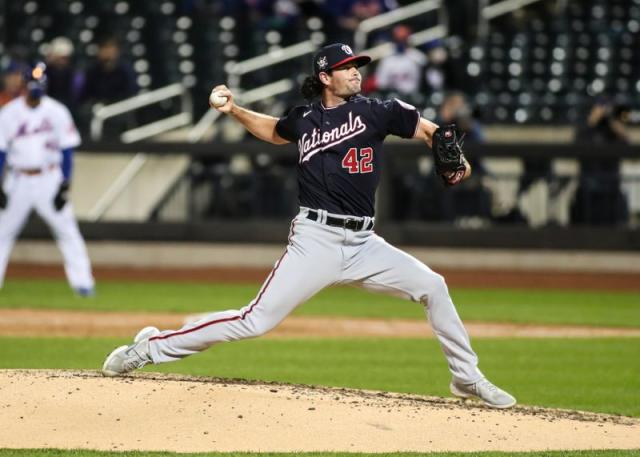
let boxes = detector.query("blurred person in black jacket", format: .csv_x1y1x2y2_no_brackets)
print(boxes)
571,100,631,225
77,37,138,135
79,37,137,105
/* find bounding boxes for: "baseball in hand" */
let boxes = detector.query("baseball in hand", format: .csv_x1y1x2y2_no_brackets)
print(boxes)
209,90,229,108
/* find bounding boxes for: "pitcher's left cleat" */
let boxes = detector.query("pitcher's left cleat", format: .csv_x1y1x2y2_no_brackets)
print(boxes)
102,327,159,377
450,377,517,409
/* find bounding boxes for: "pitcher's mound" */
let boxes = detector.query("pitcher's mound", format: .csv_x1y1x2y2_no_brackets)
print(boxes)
0,369,637,453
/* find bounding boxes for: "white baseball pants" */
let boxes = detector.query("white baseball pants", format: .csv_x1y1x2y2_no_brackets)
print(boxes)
0,168,94,291
149,207,483,384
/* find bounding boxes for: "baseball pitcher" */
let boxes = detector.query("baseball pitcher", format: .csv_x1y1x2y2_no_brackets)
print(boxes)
0,63,95,296
103,44,515,408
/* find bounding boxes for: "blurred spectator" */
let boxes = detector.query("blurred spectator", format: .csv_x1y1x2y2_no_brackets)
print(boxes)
79,37,137,105
423,40,448,92
44,37,83,114
436,91,484,143
570,100,630,225
0,61,27,107
373,25,426,97
581,100,630,145
77,37,138,136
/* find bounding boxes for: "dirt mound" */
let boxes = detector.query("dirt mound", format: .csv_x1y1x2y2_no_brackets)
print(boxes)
0,370,638,453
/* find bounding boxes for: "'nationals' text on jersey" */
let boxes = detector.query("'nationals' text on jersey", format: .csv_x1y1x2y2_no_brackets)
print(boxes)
276,95,420,217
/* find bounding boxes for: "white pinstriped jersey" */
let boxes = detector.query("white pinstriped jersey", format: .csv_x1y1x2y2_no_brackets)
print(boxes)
0,96,80,169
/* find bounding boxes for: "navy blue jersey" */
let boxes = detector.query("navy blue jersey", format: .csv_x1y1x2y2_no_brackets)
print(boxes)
276,94,420,217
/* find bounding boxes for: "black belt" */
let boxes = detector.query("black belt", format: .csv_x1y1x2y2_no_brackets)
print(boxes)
13,164,57,175
306,210,373,231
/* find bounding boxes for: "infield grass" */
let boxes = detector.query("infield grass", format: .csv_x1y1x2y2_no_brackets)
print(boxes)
1,337,638,417
0,279,639,328
0,450,638,456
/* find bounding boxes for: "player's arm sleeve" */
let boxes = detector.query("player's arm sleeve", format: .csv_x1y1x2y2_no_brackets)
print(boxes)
275,109,300,143
0,111,7,175
61,148,73,181
375,98,421,139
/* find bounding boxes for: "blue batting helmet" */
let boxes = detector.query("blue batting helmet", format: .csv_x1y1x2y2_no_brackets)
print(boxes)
25,62,48,99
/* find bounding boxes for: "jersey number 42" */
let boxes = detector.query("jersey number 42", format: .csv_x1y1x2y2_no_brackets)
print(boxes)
341,147,373,174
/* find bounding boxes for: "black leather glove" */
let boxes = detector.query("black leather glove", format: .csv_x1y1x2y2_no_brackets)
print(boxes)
0,188,7,210
431,124,467,186
53,181,70,211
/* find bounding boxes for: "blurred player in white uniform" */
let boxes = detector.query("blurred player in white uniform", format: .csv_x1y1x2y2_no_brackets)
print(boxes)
0,63,95,295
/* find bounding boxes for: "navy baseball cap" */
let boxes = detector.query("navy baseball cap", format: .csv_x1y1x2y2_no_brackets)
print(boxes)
313,43,371,75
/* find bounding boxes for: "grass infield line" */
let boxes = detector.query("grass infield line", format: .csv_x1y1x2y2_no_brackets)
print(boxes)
0,279,639,328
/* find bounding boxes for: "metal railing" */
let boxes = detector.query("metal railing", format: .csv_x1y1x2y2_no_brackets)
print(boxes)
482,0,544,19
224,40,318,88
90,83,192,142
354,0,442,52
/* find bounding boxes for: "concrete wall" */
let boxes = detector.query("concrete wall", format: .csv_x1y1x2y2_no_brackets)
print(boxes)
9,241,640,273
71,153,189,221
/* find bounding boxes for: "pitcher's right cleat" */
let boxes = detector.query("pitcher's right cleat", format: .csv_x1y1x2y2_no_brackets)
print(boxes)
450,378,517,409
101,327,159,377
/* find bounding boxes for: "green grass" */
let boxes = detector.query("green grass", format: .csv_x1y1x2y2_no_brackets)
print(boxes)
0,279,639,328
0,450,637,457
1,337,638,417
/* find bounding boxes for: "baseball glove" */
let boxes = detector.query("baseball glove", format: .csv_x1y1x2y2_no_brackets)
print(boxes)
53,181,69,211
431,124,467,186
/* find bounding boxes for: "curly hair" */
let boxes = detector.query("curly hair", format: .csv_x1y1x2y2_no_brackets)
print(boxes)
300,75,325,100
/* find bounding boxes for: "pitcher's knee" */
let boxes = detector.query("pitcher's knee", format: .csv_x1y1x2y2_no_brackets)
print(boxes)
418,272,450,305
250,320,276,337
241,312,280,337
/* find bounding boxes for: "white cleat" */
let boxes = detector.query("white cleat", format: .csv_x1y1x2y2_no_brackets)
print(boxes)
450,378,517,409
102,327,159,377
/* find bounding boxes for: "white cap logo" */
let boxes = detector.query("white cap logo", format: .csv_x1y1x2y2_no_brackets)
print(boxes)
341,45,353,55
317,56,328,70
